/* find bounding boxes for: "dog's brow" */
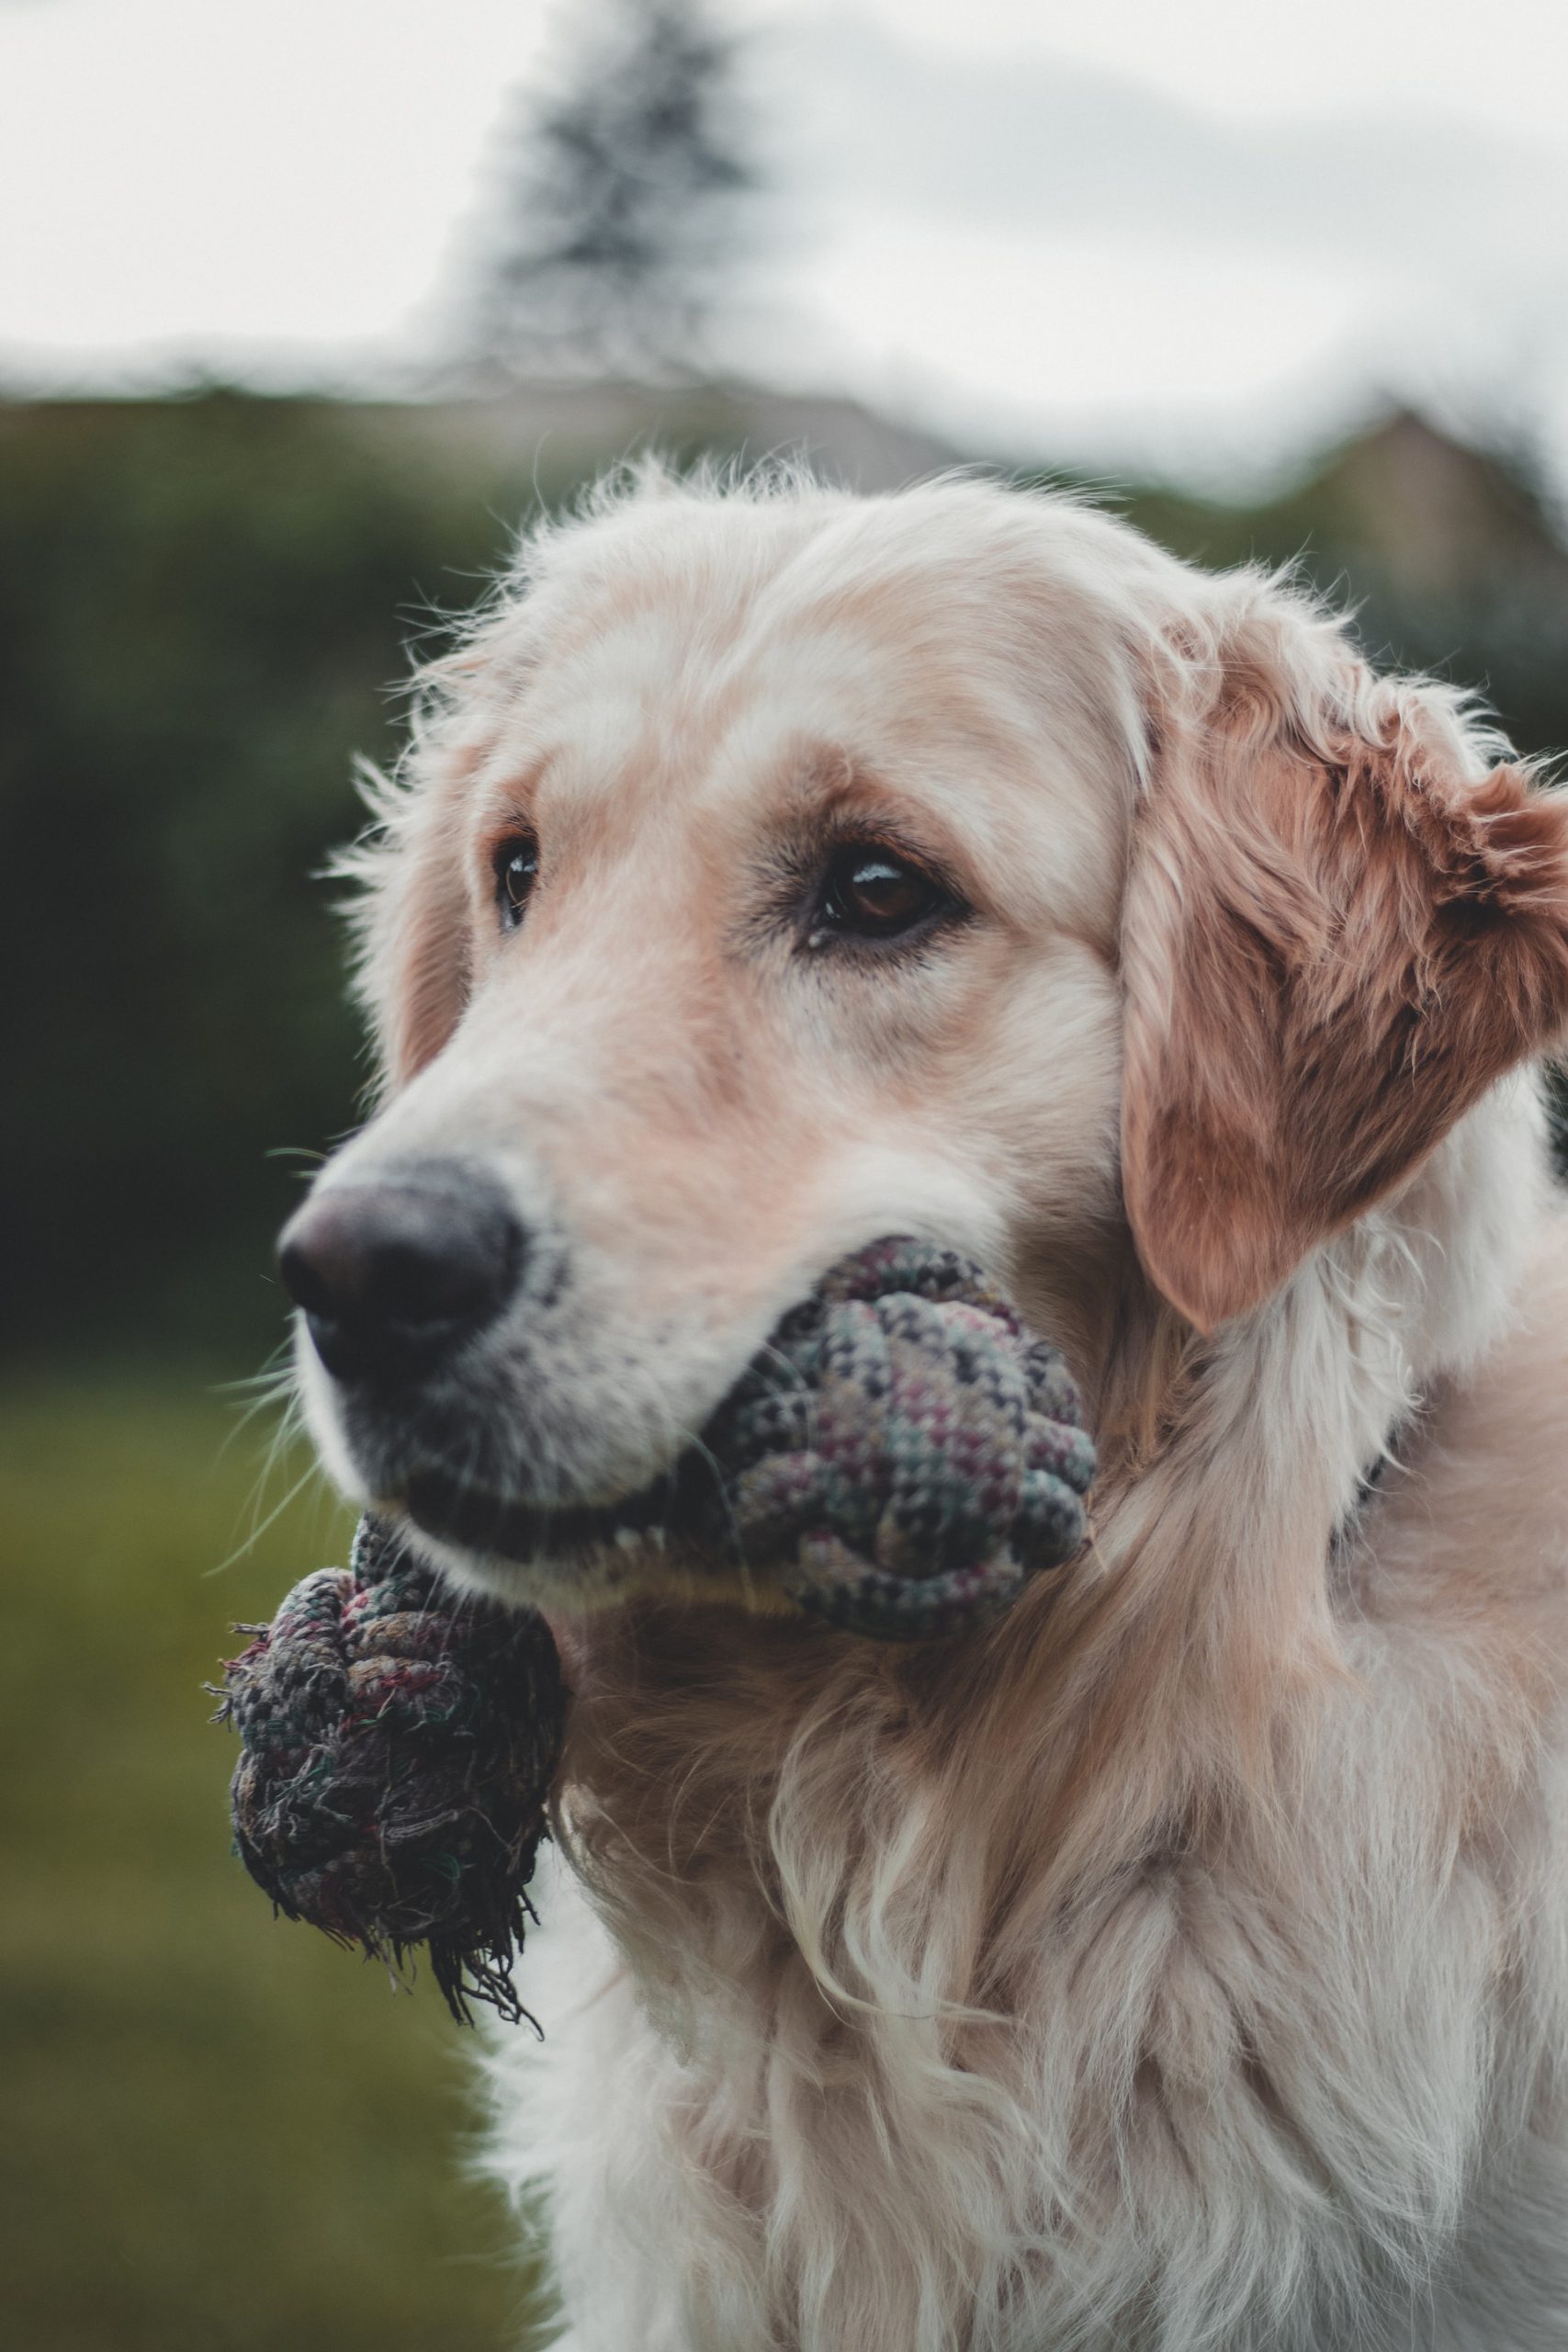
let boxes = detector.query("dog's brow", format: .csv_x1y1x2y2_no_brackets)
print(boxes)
756,752,901,834
476,748,554,818
761,751,987,888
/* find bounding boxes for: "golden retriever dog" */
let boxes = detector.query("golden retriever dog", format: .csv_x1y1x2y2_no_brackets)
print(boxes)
280,469,1568,2350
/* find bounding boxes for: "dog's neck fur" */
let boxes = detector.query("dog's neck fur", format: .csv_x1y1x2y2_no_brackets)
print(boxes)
1098,1075,1541,1628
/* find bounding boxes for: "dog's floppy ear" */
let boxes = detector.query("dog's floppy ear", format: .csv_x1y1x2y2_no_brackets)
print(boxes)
1121,594,1568,1333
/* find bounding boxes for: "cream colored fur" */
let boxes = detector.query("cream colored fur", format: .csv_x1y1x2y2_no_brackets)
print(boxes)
296,470,1568,2349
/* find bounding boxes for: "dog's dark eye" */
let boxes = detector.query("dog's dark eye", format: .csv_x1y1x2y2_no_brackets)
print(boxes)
493,836,539,931
810,844,949,947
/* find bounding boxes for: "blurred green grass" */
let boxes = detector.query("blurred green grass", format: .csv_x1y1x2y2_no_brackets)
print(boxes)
0,1376,545,2352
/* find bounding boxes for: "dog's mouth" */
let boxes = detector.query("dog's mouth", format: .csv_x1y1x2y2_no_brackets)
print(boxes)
323,1330,761,1580
373,1281,824,1576
350,1235,1099,1643
400,1446,719,1567
379,1339,780,1572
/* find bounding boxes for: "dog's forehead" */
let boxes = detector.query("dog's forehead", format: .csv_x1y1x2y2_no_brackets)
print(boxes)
523,540,976,755
479,490,1146,879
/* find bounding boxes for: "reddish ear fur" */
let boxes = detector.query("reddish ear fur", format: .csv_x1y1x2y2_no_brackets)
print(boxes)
1122,659,1568,1332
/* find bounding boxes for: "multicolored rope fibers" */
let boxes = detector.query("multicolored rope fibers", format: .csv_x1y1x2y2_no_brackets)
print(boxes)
695,1237,1096,1638
217,1515,564,2026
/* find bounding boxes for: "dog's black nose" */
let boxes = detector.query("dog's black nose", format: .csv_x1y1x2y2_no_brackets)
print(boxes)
277,1166,524,1385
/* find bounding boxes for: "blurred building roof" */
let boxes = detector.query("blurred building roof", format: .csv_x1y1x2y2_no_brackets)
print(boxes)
359,376,961,497
1284,407,1568,604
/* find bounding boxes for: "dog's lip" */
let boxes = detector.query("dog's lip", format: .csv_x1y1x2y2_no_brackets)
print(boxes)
400,1458,685,1564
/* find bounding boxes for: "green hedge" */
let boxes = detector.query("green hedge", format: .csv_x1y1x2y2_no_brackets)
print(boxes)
0,395,565,1360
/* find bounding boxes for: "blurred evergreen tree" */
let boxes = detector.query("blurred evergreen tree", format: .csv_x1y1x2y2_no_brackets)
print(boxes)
469,0,758,379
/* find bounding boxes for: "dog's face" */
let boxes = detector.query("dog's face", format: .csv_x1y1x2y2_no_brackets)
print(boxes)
286,486,1152,1600
284,478,1568,1606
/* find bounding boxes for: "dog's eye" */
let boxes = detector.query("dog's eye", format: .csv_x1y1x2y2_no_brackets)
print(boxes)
493,836,539,931
811,844,949,947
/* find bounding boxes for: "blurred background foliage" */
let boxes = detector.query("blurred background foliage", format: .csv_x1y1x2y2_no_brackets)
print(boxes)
5,4,1568,2346
0,1385,538,2352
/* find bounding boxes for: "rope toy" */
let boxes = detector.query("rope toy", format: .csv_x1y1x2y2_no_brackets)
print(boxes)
694,1235,1096,1637
219,1513,563,2025
217,1237,1095,2020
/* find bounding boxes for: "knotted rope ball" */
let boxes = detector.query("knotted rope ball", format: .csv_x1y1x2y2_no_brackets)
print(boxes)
698,1236,1097,1638
219,1237,1095,2018
220,1516,564,2025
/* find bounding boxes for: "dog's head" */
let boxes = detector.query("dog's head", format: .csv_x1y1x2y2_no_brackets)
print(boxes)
281,471,1568,1607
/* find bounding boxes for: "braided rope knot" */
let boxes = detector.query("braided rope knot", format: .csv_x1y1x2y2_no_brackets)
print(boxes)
704,1238,1095,1636
220,1518,564,2025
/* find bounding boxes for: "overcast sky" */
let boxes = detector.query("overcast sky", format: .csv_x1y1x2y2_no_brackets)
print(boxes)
4,0,1567,484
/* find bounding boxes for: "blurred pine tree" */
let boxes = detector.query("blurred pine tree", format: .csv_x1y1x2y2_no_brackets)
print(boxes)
468,0,759,380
